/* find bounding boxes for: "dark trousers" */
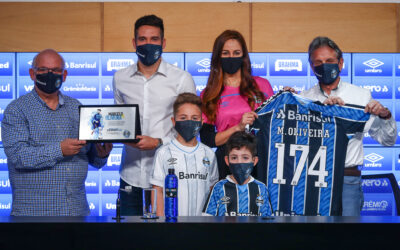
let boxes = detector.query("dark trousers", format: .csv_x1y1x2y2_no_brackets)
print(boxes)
119,179,143,216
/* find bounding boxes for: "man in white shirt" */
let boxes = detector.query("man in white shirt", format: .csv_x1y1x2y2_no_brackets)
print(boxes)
300,36,396,216
113,15,196,215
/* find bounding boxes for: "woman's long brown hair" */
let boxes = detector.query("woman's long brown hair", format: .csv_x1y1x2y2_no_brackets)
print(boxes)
202,30,265,123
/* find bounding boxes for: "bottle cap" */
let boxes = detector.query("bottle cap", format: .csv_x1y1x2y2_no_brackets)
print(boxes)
168,168,175,175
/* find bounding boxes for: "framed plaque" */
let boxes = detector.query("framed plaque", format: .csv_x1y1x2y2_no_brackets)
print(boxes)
78,104,141,142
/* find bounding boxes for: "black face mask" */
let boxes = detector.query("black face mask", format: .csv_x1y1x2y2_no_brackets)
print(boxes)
35,72,63,94
221,57,243,74
229,162,254,185
136,44,162,66
175,120,202,142
314,63,340,85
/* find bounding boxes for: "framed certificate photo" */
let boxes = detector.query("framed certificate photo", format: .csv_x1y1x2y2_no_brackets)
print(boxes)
78,105,141,142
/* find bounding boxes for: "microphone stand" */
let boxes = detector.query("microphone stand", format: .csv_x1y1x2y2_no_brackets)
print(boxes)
112,188,124,222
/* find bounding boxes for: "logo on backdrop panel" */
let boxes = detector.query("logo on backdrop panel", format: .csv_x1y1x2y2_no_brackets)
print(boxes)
270,78,307,93
193,77,208,96
395,54,400,76
100,53,137,76
0,195,11,215
361,194,393,216
363,148,392,170
0,53,14,76
353,54,393,76
60,53,99,76
352,78,392,99
0,172,11,194
86,194,100,216
0,79,13,99
185,53,212,76
362,178,393,193
85,172,99,194
61,78,99,99
101,78,114,99
101,194,117,216
0,101,10,122
102,172,120,193
269,53,308,76
162,53,185,69
17,53,39,76
249,53,267,76
0,148,7,171
103,147,122,171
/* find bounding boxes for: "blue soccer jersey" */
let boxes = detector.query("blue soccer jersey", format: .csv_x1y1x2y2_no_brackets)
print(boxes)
251,91,370,216
202,176,272,216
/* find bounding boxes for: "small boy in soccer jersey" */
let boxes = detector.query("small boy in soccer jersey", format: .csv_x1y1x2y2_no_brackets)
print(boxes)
150,93,219,216
202,131,272,216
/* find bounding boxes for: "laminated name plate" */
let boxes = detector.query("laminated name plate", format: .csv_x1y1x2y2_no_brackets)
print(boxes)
79,105,141,142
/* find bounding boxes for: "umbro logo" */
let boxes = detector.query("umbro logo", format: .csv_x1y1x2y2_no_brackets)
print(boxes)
196,58,211,68
363,59,384,69
364,153,384,163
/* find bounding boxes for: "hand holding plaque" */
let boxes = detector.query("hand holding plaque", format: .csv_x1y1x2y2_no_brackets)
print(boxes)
78,105,141,142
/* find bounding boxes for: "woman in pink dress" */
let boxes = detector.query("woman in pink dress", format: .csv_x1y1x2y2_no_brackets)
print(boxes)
200,30,274,180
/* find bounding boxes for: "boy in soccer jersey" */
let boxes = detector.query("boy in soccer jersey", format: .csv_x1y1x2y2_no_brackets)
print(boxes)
202,131,272,216
150,93,219,216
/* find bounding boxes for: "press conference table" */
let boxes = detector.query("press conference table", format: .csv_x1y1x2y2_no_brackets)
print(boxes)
0,216,399,248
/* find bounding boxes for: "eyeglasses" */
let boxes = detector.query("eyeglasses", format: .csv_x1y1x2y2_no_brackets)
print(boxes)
34,67,64,74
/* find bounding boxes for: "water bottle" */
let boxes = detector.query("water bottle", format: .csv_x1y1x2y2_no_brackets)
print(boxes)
164,168,178,219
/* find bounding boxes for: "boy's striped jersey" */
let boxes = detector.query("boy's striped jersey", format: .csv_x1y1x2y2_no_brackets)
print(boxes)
202,176,272,216
251,91,370,216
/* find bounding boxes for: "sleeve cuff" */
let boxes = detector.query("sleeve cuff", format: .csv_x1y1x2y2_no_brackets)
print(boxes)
149,178,164,188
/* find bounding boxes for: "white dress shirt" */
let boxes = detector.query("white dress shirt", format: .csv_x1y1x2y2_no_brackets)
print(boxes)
300,80,396,168
113,59,196,188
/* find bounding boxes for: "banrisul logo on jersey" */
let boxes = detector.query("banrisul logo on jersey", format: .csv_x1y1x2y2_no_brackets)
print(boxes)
0,172,11,194
249,53,267,76
61,53,99,76
85,171,99,194
185,53,212,76
353,54,393,76
101,53,136,76
0,53,14,76
361,194,393,216
362,178,393,193
61,78,99,99
269,53,308,76
101,171,120,193
363,148,392,170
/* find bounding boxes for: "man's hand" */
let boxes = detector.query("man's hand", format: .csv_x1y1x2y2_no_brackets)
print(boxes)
365,100,391,119
323,96,345,106
124,135,159,150
95,143,113,158
61,138,86,156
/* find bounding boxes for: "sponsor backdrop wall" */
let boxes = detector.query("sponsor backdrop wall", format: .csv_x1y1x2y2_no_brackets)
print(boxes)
0,52,398,216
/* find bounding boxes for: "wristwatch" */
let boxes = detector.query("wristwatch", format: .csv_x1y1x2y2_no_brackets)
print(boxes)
155,138,163,149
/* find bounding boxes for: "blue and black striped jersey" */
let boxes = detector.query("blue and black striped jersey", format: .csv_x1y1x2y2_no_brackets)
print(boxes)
202,176,272,216
251,91,370,216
